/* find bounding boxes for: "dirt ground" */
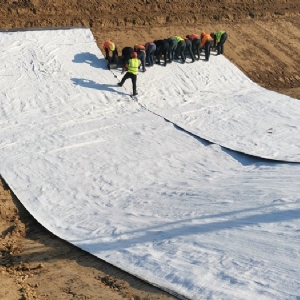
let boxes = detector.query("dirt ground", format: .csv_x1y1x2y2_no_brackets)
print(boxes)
1,1,300,299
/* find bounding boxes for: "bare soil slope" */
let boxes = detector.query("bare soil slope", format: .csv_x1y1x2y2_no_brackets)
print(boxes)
1,1,300,299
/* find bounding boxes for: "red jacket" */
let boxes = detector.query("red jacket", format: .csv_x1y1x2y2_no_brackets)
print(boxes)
187,34,200,41
144,42,154,50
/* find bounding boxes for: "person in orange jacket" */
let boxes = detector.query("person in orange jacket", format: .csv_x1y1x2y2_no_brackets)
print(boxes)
134,44,146,72
200,32,213,61
186,34,201,60
103,40,118,63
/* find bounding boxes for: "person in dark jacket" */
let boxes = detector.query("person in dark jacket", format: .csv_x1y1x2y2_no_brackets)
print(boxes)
121,46,134,68
184,38,195,62
145,41,156,67
210,31,228,55
153,39,169,66
118,52,140,96
167,37,178,63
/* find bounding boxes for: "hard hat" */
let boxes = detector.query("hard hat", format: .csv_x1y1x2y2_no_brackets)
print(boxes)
132,51,138,58
109,43,115,51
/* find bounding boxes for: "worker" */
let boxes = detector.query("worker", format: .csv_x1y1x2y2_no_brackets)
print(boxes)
173,36,186,63
210,31,228,55
186,34,201,60
134,44,146,72
184,38,196,62
200,32,213,61
153,39,169,66
145,41,156,67
118,52,140,96
121,46,134,68
103,40,118,63
166,37,178,63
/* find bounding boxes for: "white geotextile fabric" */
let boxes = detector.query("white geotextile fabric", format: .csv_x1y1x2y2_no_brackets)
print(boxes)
0,28,299,300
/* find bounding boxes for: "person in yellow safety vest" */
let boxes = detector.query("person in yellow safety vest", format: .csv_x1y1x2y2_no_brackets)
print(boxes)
103,40,118,63
210,31,228,55
118,52,140,96
173,36,186,63
200,32,214,61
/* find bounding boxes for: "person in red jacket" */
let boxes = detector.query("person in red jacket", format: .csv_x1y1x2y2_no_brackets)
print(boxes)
184,37,196,62
145,41,156,67
186,34,201,60
200,32,213,61
134,44,146,72
103,40,118,63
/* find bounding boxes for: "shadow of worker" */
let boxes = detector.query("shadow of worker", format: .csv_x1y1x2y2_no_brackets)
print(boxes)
71,78,127,97
72,52,107,69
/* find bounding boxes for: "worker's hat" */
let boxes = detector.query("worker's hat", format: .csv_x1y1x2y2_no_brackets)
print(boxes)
109,43,115,51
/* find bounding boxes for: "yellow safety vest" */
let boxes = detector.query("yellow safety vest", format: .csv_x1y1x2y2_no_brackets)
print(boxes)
128,58,139,75
173,36,184,43
215,31,226,43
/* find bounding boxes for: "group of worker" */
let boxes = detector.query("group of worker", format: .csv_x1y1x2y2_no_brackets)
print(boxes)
103,31,228,96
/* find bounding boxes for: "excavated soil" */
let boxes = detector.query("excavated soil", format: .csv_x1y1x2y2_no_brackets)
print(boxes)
1,1,300,299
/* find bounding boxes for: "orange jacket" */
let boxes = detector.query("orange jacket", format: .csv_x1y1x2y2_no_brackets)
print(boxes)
103,40,115,51
201,33,213,47
134,44,146,51
188,34,200,41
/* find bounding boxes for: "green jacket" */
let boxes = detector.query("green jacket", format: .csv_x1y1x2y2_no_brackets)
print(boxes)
173,36,184,43
215,31,226,43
